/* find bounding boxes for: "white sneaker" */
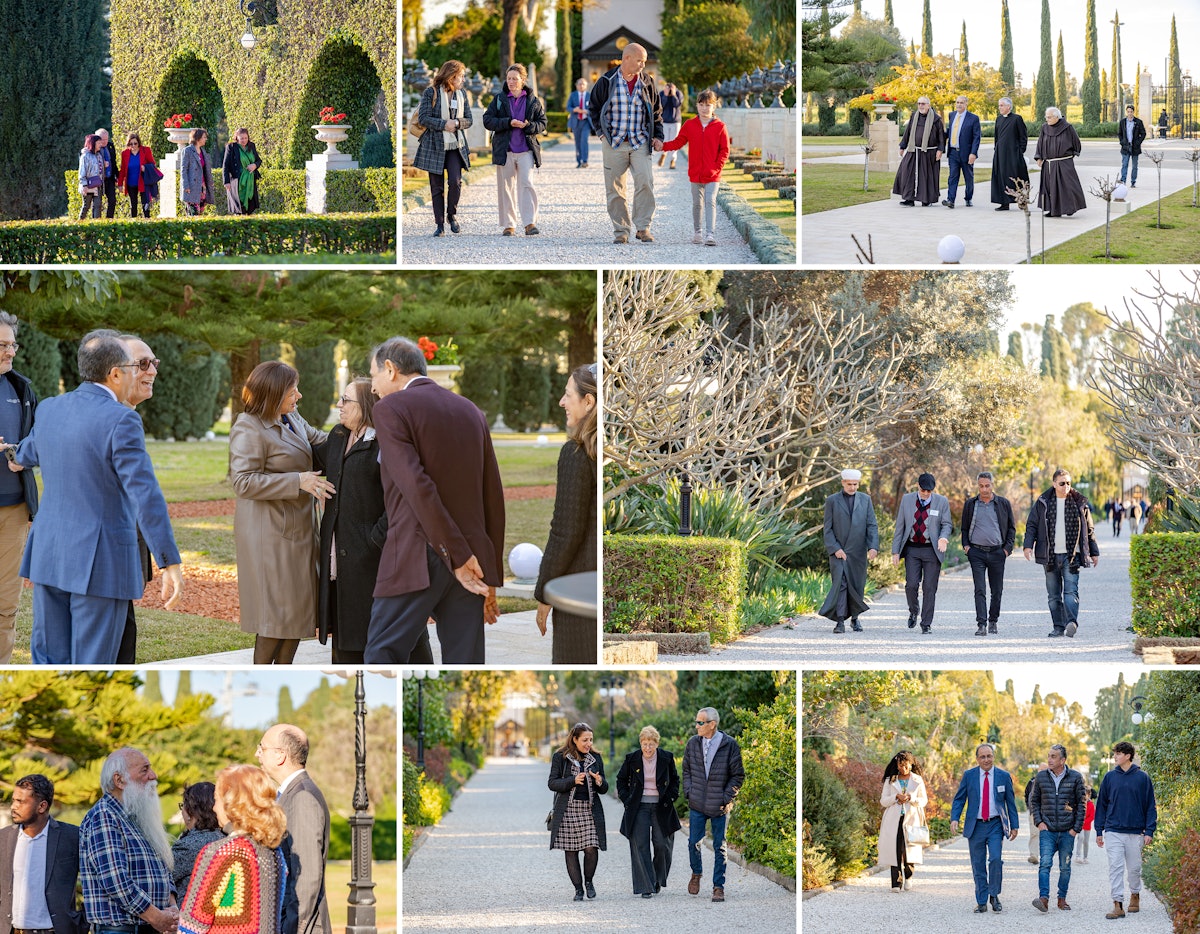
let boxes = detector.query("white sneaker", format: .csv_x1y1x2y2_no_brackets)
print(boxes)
903,878,912,891
705,233,717,246
692,230,703,244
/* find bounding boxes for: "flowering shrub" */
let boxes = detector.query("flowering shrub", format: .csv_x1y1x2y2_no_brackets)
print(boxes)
417,336,459,365
164,113,193,128
318,106,348,125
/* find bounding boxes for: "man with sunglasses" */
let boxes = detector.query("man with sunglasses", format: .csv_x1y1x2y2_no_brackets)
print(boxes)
8,330,182,663
682,708,744,903
1022,468,1100,637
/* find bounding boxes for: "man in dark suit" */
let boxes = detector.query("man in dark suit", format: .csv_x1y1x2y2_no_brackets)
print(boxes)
818,469,879,632
0,775,84,934
942,94,981,207
10,330,182,663
96,130,118,218
1118,104,1147,188
366,336,505,663
258,724,330,934
890,472,953,632
950,743,1020,913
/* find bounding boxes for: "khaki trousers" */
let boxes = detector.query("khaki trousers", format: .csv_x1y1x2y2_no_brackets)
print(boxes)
602,140,655,236
496,150,538,229
0,503,30,663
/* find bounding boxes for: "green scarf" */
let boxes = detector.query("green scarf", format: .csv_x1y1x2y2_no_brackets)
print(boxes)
237,144,256,206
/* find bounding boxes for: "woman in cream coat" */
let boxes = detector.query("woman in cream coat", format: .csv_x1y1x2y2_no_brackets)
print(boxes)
229,361,330,664
878,751,928,892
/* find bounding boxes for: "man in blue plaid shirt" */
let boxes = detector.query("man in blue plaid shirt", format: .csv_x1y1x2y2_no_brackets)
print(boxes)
80,748,178,934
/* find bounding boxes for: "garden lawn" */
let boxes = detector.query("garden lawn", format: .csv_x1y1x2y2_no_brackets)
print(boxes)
503,497,555,577
492,442,562,486
1039,187,1200,262
803,162,993,214
147,441,233,501
723,164,796,243
326,861,397,933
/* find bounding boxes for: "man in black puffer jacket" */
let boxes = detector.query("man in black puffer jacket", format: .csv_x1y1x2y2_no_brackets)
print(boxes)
682,707,744,904
1029,743,1086,912
1022,467,1100,637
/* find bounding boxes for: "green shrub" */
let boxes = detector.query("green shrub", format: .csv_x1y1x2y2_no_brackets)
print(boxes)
501,356,551,432
417,778,451,826
14,321,63,400
1130,533,1200,636
360,128,395,168
1143,782,1200,921
802,752,868,879
0,214,396,262
457,355,502,424
402,825,416,859
1079,121,1119,137
294,342,336,427
544,112,569,134
801,821,838,890
401,755,421,826
328,814,397,860
739,568,831,630
604,534,746,643
801,123,866,137
868,505,905,589
136,335,227,439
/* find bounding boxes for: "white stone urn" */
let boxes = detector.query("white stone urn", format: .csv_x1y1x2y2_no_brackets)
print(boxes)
312,123,352,155
873,103,897,119
165,126,194,149
427,364,462,391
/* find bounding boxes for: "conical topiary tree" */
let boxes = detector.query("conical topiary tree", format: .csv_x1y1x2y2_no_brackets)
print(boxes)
1111,10,1122,117
1166,15,1181,131
960,20,969,75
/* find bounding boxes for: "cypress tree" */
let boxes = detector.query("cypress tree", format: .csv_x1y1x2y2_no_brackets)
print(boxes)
1007,332,1024,367
1000,0,1015,93
1036,0,1056,120
909,40,918,66
0,0,105,219
922,0,933,59
854,0,862,13
1082,0,1101,126
884,0,894,26
1167,15,1181,129
143,672,163,705
960,20,970,74
1031,72,1038,119
555,1,572,112
1111,11,1122,116
1055,31,1068,112
177,671,193,699
1101,68,1109,121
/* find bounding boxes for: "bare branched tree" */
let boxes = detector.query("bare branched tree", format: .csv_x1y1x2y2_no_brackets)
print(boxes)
1090,270,1200,491
1088,175,1120,261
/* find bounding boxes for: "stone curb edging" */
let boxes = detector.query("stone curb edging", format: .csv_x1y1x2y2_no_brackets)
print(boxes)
801,836,957,900
401,135,565,214
605,631,712,653
725,845,797,893
716,182,796,264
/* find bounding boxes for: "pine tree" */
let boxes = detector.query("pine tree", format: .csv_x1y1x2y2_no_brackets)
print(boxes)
960,20,970,75
922,0,933,59
1055,31,1068,112
1167,15,1181,130
1082,0,1101,126
0,0,105,219
1000,0,1015,93
884,0,894,26
1036,0,1056,120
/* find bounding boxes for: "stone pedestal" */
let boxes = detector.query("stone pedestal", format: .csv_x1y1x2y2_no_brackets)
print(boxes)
868,116,900,172
761,109,788,165
305,152,359,214
742,109,765,156
722,109,747,150
158,151,180,218
1138,72,1153,127
784,108,797,171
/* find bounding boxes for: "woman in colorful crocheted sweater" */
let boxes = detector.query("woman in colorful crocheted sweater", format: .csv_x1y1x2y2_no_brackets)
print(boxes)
179,765,289,934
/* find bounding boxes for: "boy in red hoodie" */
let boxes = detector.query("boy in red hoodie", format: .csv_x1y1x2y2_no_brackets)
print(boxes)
661,89,730,245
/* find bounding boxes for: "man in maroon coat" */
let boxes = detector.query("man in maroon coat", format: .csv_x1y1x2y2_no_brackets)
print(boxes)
365,337,505,663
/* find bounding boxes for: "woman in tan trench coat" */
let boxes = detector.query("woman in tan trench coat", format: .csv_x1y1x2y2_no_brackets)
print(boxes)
229,361,331,664
879,751,929,892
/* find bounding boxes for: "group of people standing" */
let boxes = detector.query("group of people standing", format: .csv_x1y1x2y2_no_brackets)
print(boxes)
75,126,262,219
412,47,731,246
1105,496,1149,536
546,709,745,903
820,467,1102,636
881,741,1155,918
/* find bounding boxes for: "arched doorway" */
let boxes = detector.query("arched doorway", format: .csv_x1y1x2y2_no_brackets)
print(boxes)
288,37,385,168
150,53,228,163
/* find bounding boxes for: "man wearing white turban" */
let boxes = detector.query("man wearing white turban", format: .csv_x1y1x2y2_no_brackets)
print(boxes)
818,470,879,632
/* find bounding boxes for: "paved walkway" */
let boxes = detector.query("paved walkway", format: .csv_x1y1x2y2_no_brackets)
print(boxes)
402,140,759,265
802,825,1170,931
659,531,1137,667
801,138,1200,263
403,757,795,932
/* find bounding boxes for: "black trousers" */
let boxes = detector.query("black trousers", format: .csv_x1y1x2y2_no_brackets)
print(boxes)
968,546,1007,624
903,543,941,625
890,818,913,886
126,186,151,217
103,176,118,217
428,148,465,225
629,801,674,894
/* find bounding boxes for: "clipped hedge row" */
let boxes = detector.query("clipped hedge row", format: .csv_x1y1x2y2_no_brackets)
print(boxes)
64,168,396,218
1130,532,1200,636
604,533,746,644
328,813,397,861
0,214,397,262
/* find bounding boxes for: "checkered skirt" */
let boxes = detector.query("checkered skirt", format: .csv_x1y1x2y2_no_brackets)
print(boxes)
551,754,600,850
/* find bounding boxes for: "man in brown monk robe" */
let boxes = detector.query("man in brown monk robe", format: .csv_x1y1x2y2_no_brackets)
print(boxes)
893,97,944,206
1034,107,1087,217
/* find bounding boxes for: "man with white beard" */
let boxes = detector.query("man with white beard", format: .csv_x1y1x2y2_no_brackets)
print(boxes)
80,748,178,934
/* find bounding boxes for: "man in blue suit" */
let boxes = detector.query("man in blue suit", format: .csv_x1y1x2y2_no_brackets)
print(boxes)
951,743,1019,913
942,95,981,208
567,78,591,168
10,330,183,664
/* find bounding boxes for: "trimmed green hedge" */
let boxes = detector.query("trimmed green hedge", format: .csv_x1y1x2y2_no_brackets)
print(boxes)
0,214,396,262
1130,532,1200,636
328,814,397,861
64,168,395,218
604,533,746,643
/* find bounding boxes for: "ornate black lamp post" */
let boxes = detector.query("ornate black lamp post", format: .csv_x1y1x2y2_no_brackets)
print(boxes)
238,0,259,50
1130,695,1149,725
346,670,377,934
598,677,625,761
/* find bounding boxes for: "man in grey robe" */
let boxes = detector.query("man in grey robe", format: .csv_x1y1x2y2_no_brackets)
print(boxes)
818,469,879,632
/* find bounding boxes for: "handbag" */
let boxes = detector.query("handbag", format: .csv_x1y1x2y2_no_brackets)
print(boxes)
907,823,931,846
407,105,426,139
86,175,103,189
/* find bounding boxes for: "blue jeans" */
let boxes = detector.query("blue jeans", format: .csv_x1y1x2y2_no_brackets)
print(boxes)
688,809,727,887
1044,554,1080,628
1120,150,1139,185
1039,829,1074,898
967,817,1004,905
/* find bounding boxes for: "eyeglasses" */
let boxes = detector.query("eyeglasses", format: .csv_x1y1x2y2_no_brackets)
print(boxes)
256,742,284,753
337,395,358,406
0,342,19,352
178,801,186,811
117,358,160,372
694,719,711,726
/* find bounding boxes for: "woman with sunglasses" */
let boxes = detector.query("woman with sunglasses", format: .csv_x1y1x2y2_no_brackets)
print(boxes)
548,722,607,901
116,132,158,218
312,378,431,663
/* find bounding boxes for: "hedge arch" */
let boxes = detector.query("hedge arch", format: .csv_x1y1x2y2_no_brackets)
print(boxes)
287,37,383,168
149,54,227,158
110,0,395,171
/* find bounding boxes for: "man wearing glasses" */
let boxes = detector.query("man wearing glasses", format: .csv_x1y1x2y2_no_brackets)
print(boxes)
8,329,182,663
682,708,744,903
1022,468,1100,637
0,312,39,663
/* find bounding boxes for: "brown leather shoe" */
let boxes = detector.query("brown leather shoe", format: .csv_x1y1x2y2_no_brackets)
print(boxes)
712,886,724,902
1058,898,1071,910
1128,893,1140,913
1033,897,1048,912
687,873,701,895
525,223,540,235
635,229,655,242
613,234,628,244
1106,901,1125,919
502,228,515,236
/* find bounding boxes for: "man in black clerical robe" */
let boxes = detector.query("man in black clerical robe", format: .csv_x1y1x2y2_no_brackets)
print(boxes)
990,97,1029,210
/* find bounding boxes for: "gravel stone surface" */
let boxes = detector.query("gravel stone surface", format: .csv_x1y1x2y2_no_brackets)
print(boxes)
402,141,760,265
403,756,796,932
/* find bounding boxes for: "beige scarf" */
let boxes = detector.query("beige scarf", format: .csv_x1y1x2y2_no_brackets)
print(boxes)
439,87,465,151
902,110,938,198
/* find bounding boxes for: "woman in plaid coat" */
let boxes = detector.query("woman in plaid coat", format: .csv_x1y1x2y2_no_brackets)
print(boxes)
548,722,608,901
412,59,473,237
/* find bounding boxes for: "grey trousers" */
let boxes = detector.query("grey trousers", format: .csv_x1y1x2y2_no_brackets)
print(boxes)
903,543,942,625
602,139,655,235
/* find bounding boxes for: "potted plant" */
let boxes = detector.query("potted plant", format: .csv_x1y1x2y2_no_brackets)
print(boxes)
163,113,196,148
418,336,462,390
312,106,351,153
871,94,897,118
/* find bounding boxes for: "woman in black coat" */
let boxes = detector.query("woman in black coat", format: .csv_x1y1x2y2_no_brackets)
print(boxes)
222,127,262,214
535,364,597,663
616,725,682,897
312,378,431,663
482,63,547,236
548,722,607,901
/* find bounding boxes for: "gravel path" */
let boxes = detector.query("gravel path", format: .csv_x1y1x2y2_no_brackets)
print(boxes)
401,141,759,265
659,530,1137,667
403,756,796,933
802,825,1170,931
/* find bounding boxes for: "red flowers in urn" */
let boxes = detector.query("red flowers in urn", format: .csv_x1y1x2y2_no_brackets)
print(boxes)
164,113,194,128
318,106,348,125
